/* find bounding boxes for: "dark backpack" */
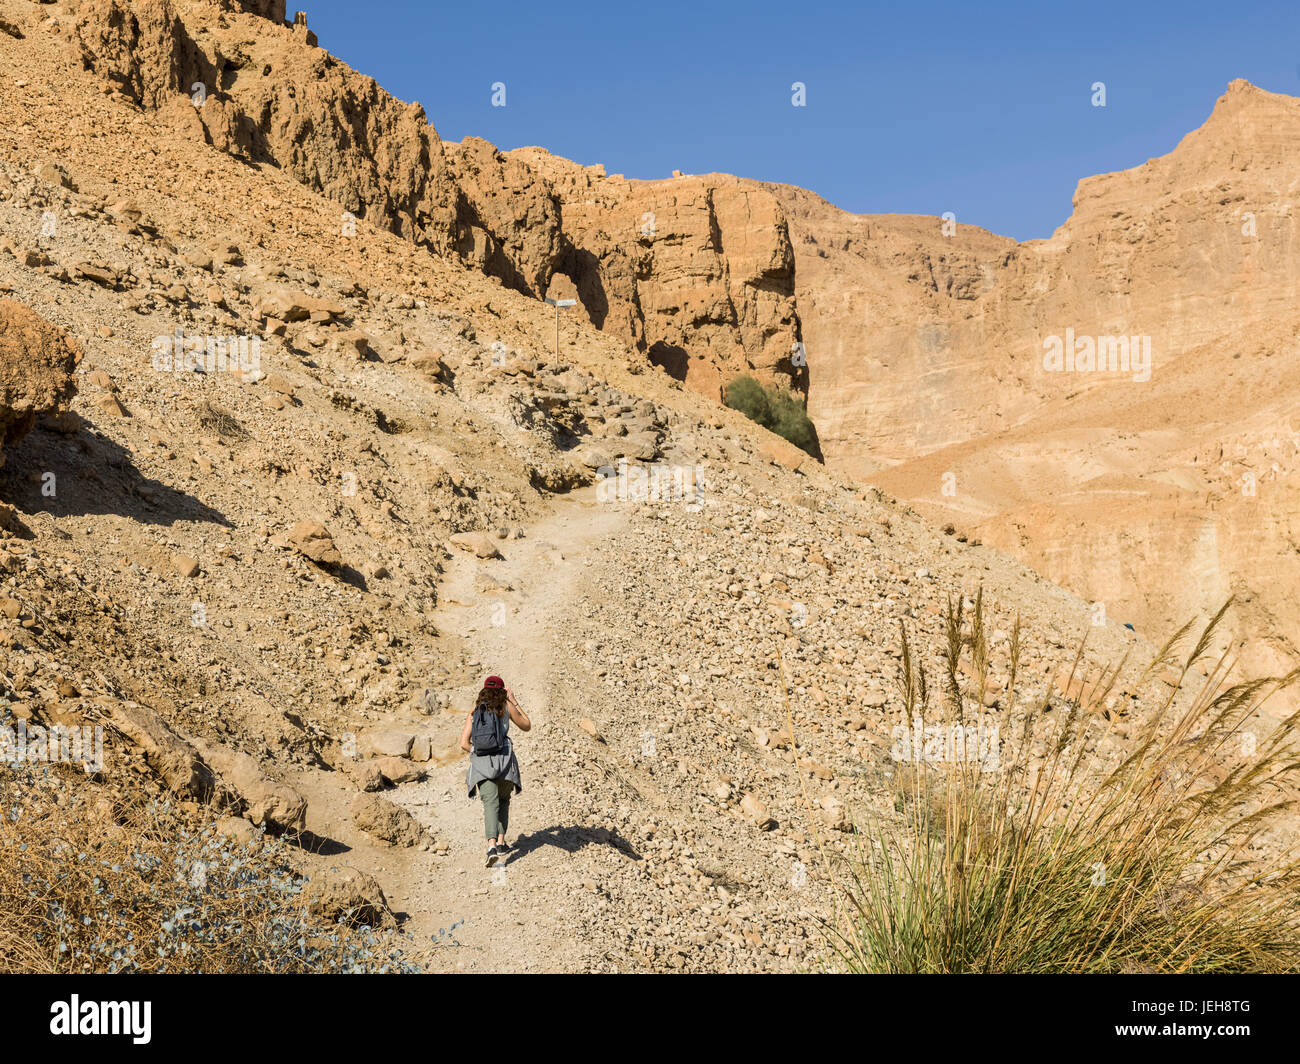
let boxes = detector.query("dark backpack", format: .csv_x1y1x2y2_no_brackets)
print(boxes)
471,704,507,755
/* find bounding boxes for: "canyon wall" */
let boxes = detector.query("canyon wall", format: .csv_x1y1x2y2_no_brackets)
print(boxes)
769,79,1300,674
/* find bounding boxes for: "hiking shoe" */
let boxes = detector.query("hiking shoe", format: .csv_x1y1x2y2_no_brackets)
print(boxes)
485,845,500,867
497,839,512,854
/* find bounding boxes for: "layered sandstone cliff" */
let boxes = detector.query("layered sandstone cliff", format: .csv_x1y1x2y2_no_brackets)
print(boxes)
770,79,1300,677
774,80,1300,478
481,146,801,397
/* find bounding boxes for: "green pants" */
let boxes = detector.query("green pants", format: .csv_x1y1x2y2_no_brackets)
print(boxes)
478,778,515,840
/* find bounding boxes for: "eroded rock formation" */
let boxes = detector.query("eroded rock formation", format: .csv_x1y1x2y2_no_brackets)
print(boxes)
0,299,80,466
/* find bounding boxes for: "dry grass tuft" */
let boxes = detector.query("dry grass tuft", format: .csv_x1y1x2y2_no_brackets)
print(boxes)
823,595,1300,973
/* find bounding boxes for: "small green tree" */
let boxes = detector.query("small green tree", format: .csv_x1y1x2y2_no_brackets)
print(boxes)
722,375,771,425
724,375,817,457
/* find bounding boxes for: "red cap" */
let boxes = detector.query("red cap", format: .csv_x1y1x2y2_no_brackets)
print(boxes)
483,675,505,689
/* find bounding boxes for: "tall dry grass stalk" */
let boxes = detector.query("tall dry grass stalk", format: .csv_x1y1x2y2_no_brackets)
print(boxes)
825,596,1300,973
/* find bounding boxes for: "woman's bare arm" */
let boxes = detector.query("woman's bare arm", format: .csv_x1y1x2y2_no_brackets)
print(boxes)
459,712,473,752
506,690,531,731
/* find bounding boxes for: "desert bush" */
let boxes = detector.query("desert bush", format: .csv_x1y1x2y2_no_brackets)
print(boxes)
0,761,419,973
823,596,1300,973
196,399,248,439
723,375,817,455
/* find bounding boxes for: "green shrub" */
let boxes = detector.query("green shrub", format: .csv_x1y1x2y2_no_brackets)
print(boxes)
820,596,1300,973
724,375,817,456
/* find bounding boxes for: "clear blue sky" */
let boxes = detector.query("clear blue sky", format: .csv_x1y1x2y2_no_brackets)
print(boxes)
300,0,1299,241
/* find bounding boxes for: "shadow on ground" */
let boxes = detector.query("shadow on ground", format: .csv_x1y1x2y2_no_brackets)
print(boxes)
0,421,231,528
504,823,642,865
290,829,351,857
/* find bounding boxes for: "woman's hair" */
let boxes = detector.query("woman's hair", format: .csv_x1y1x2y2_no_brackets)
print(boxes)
474,685,507,717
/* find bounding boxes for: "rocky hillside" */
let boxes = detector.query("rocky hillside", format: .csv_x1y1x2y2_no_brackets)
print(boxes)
38,2,1300,685
765,79,1300,682
53,0,803,404
0,0,1192,972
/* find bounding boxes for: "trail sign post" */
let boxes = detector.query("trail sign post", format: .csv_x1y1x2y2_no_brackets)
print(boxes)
545,297,576,360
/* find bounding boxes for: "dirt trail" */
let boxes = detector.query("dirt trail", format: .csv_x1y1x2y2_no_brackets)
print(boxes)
289,486,632,971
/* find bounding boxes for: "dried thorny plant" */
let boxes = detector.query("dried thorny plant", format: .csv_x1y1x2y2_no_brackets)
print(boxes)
0,761,417,973
196,399,248,440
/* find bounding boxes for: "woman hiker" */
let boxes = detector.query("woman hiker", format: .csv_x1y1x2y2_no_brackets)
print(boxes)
460,676,530,867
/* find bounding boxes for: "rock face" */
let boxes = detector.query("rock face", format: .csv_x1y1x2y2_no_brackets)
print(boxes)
444,137,564,299
68,0,803,403
71,0,205,110
78,0,452,242
72,0,459,246
0,299,79,466
769,79,1300,680
450,144,802,397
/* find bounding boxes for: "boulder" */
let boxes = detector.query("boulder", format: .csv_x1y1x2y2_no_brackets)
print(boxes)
740,793,774,830
411,351,452,382
761,437,807,473
335,330,371,357
288,521,342,567
213,815,261,850
94,393,128,417
614,432,659,461
99,698,214,801
365,730,414,758
34,161,73,190
350,793,429,847
449,532,500,559
373,756,425,785
305,864,393,928
193,739,307,834
574,445,612,470
254,287,345,323
0,299,79,468
344,760,385,793
265,374,295,397
172,555,200,579
820,795,852,833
